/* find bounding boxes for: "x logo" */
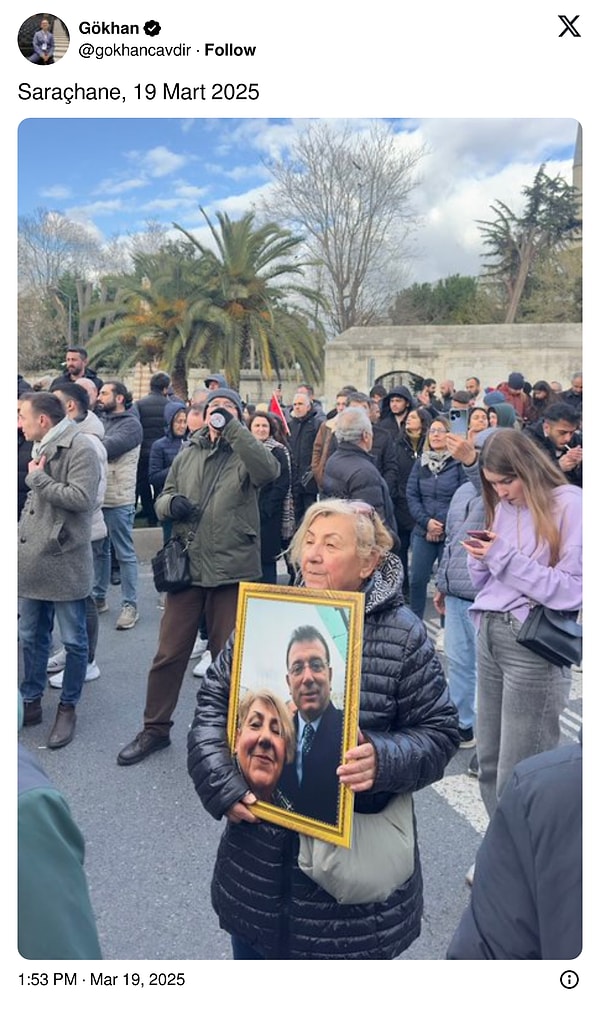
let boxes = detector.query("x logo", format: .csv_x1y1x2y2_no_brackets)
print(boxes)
558,14,580,36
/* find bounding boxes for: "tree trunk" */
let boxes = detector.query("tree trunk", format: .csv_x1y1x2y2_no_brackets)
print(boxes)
504,243,534,324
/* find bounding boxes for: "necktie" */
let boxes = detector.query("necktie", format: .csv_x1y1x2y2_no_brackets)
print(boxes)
302,723,315,756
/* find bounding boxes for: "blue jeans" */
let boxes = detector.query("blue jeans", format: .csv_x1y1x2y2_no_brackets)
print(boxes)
409,531,445,620
444,595,477,730
19,597,88,707
476,611,571,817
93,505,138,606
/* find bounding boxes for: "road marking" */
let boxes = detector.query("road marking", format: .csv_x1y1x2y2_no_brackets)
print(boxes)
430,774,490,836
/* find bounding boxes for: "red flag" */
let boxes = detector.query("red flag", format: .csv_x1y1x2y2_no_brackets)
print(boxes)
268,393,290,435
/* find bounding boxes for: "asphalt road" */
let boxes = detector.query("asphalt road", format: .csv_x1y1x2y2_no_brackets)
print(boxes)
16,553,582,965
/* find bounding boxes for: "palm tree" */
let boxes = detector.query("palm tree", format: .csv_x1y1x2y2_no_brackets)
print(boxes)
84,242,202,399
175,208,326,389
85,212,326,398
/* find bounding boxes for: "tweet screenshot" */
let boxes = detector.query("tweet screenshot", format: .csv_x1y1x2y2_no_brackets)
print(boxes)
11,0,593,1002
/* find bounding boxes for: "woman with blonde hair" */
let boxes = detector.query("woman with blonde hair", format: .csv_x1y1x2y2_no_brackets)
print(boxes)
235,689,295,806
188,498,458,959
462,429,582,818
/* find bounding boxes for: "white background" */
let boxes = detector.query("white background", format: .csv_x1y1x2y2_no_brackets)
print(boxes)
8,2,595,1003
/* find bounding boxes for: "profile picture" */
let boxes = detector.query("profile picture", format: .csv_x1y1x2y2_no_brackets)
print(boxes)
18,13,69,64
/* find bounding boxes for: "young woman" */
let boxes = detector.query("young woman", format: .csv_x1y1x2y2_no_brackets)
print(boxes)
249,410,291,583
462,429,582,817
392,406,431,602
467,406,489,443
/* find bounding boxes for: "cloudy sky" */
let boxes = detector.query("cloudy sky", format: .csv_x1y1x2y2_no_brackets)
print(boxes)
18,116,579,285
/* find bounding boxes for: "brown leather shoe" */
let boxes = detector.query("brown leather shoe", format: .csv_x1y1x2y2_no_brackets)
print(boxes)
117,729,170,766
47,703,76,749
23,698,43,726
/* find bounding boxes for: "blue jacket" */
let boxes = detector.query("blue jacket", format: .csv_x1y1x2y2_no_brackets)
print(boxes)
406,455,466,537
436,482,486,601
148,400,187,495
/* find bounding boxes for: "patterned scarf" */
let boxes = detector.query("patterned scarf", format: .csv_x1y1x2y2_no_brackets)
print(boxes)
420,449,452,475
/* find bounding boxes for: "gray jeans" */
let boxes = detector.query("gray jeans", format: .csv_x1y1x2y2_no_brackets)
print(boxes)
476,611,571,817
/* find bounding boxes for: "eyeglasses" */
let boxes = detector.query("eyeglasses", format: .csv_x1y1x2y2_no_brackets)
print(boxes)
288,658,328,677
429,428,448,435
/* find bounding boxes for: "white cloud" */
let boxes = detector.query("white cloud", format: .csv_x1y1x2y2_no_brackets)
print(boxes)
138,145,190,178
123,145,191,179
40,184,71,200
95,177,148,196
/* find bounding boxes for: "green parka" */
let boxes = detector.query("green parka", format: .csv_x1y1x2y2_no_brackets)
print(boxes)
154,416,279,587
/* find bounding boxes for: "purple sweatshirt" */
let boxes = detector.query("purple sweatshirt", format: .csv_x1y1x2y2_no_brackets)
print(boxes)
468,484,582,628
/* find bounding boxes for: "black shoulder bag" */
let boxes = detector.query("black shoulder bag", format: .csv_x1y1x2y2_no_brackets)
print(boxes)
516,604,582,668
151,452,227,594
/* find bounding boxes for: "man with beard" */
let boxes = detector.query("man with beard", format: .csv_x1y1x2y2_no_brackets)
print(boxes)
61,347,103,391
94,381,143,629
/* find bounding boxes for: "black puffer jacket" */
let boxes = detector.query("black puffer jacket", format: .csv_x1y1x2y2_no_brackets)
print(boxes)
131,391,170,459
187,555,459,959
321,441,398,540
288,408,321,489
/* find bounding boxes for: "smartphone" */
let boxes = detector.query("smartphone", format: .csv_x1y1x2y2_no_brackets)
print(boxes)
463,539,482,548
466,530,492,541
449,408,469,436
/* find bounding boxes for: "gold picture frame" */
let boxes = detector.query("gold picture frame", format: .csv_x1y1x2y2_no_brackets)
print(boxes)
227,581,365,847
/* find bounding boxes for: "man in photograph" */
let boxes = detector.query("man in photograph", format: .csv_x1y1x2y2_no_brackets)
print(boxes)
279,625,344,825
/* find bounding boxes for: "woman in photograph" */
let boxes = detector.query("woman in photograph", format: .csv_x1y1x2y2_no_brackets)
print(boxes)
462,429,582,818
187,498,459,960
234,690,295,806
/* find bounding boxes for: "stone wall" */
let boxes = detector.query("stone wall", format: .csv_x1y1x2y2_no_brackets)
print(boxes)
323,323,582,410
22,322,583,413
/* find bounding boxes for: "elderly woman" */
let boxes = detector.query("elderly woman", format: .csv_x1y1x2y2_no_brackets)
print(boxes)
187,498,459,960
235,690,295,806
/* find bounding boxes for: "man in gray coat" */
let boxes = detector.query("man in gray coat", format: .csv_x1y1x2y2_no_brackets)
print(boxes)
18,393,100,748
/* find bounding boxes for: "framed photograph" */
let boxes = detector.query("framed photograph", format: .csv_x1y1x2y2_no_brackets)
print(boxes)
227,581,365,847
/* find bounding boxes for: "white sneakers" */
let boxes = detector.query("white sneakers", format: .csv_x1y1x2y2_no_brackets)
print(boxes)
116,604,139,630
48,661,101,689
190,635,208,659
192,652,212,678
47,648,67,673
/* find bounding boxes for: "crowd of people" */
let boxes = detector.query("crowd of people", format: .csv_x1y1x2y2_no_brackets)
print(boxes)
17,356,583,960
